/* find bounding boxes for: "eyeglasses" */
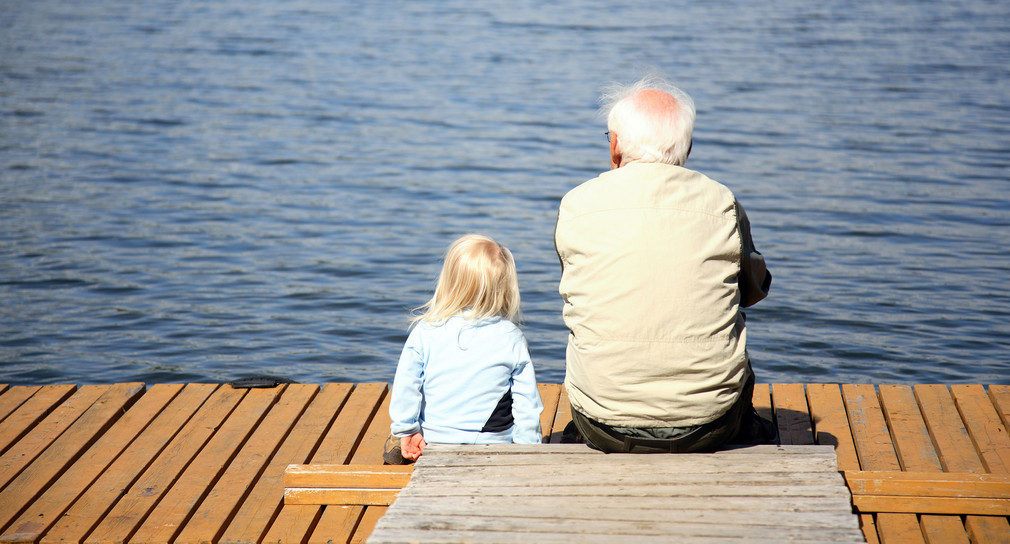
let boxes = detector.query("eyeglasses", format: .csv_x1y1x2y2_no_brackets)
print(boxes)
604,131,610,143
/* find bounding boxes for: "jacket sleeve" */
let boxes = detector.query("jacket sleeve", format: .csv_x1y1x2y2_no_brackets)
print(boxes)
510,335,544,444
389,327,425,437
736,200,772,308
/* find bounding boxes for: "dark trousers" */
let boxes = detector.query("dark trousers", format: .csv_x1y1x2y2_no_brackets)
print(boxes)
570,371,774,453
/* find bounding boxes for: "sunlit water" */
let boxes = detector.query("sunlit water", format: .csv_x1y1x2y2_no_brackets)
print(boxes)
2,1,1009,386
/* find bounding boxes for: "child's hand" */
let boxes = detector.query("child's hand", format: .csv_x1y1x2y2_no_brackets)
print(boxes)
400,433,427,461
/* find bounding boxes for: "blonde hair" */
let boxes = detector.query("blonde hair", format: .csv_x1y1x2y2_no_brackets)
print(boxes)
413,234,521,325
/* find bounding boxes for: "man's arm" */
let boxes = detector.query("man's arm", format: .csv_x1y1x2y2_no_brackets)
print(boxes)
737,200,772,308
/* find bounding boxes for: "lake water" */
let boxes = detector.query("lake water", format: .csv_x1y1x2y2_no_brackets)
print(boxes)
2,0,1009,386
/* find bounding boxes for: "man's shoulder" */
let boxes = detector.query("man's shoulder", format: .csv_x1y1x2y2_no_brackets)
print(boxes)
560,163,735,211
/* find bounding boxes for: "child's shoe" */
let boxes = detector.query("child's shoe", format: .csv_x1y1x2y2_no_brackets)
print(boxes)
382,434,411,465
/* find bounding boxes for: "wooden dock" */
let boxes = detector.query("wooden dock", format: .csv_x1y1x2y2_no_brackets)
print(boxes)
0,382,1007,543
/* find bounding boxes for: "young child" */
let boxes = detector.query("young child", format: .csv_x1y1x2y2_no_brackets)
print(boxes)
385,234,543,464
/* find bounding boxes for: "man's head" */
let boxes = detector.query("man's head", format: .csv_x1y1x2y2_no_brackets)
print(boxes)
600,77,695,169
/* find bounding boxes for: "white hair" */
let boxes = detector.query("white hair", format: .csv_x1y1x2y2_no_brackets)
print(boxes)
599,76,696,166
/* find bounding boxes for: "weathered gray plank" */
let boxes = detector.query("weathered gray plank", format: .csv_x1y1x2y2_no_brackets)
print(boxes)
388,495,861,527
373,513,865,540
411,459,841,478
369,444,863,543
414,452,840,469
418,444,832,455
368,527,863,544
401,483,853,498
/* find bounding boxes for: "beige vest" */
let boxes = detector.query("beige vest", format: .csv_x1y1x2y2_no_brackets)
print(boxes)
556,162,750,428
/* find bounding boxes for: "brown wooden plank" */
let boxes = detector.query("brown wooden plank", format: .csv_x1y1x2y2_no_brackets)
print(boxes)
83,385,248,544
806,384,859,470
0,384,76,455
879,385,942,472
127,386,285,544
314,383,387,465
0,385,108,491
537,383,561,442
916,385,1007,542
286,488,401,506
877,385,972,543
53,384,242,544
260,505,321,544
752,383,773,431
860,514,881,544
348,388,391,465
547,387,571,444
0,383,144,532
845,471,1010,498
345,392,394,544
842,384,899,471
841,384,914,543
38,384,219,544
259,383,386,544
920,516,970,544
285,465,414,489
350,506,386,544
964,515,1010,544
0,384,183,543
875,512,926,544
772,383,814,445
914,385,985,473
989,385,1010,430
217,383,352,544
951,385,1010,474
853,495,1009,516
305,505,361,544
0,386,41,426
173,384,318,544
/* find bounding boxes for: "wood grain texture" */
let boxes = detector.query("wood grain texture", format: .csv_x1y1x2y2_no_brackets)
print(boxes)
368,444,863,543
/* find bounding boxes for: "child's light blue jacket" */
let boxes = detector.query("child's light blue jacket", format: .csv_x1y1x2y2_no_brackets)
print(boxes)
389,316,543,444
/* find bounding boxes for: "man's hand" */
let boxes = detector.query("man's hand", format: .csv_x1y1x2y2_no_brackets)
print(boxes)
400,433,426,460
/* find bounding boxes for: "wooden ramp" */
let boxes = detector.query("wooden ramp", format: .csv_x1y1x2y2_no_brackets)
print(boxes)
366,443,864,543
0,382,1008,543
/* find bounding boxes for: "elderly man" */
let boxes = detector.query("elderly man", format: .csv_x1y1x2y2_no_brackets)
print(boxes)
555,77,775,453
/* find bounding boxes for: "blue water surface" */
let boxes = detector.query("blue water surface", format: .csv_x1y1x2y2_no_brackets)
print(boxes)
2,0,1009,386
